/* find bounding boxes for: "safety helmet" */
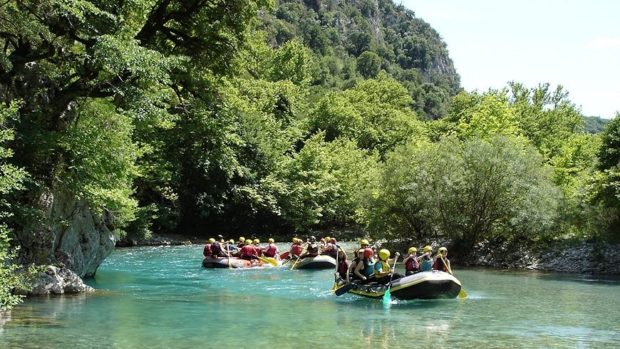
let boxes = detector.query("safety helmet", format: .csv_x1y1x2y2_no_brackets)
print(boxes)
268,238,274,243
309,236,316,242
239,237,245,243
245,239,252,245
363,248,374,259
438,247,447,254
423,245,432,253
378,249,390,261
253,239,260,244
330,238,337,244
208,238,215,243
408,247,417,254
320,238,326,243
325,236,330,242
360,239,369,247
229,239,235,244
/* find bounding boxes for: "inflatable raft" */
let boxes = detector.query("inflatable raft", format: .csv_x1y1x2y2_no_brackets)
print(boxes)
202,256,278,269
334,271,462,300
289,255,337,270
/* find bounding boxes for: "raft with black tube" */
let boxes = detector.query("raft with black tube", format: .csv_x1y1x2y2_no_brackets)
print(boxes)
201,257,278,269
335,271,462,300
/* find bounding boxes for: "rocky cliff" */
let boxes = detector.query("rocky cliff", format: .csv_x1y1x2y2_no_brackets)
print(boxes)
16,190,115,278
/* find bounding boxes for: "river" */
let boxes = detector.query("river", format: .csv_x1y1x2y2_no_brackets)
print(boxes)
1,244,619,348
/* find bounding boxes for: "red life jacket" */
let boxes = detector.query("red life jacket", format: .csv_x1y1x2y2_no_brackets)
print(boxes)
264,244,278,258
405,256,419,272
240,245,257,258
291,244,302,256
203,244,212,257
254,245,263,257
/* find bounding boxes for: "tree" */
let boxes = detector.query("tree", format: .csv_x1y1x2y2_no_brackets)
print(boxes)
356,51,382,78
0,102,29,309
365,135,561,250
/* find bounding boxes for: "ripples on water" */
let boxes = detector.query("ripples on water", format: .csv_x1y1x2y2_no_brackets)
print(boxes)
1,244,620,349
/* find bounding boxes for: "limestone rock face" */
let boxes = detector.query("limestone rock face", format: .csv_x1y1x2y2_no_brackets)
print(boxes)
16,190,115,278
28,266,94,295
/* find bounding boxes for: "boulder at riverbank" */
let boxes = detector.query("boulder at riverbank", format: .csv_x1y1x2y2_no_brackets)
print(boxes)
25,266,94,295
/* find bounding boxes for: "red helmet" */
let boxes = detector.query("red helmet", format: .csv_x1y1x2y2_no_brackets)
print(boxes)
363,248,374,258
330,238,337,244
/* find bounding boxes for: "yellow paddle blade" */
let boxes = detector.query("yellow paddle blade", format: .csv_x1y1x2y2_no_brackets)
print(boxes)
458,289,468,299
258,257,278,266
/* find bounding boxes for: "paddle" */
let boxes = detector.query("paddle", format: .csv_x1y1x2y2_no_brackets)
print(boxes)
382,253,400,306
258,256,278,267
223,242,232,269
440,254,467,299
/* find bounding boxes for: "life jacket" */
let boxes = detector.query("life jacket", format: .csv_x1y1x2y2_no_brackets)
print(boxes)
291,244,302,257
362,259,375,277
420,256,433,272
307,243,319,256
374,260,390,275
254,245,263,257
240,245,257,258
211,242,222,256
264,244,278,258
433,257,448,272
203,244,212,257
405,256,419,272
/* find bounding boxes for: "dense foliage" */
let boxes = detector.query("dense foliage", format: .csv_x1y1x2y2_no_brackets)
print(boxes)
1,0,618,287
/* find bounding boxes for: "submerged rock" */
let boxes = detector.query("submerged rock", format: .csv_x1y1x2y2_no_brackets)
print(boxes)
27,266,94,295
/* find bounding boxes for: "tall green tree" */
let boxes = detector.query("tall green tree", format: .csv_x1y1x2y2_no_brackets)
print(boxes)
365,136,561,250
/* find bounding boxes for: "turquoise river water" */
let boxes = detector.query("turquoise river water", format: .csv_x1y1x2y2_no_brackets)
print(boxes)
1,244,620,348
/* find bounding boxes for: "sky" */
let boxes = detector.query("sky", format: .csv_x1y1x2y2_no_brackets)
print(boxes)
402,0,620,119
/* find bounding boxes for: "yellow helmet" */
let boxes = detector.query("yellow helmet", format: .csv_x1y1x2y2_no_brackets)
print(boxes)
423,245,432,253
229,239,235,244
268,238,274,243
245,239,252,245
253,239,260,244
408,247,417,254
378,249,390,261
208,238,215,243
239,237,245,243
438,247,448,254
325,236,330,242
292,237,298,243
360,239,369,247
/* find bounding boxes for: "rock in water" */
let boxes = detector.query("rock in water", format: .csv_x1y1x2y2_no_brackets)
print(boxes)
28,266,94,295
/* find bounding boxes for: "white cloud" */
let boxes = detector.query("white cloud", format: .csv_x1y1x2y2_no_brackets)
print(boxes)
585,37,620,50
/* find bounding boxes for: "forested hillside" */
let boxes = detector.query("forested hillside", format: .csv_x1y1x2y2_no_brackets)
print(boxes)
1,0,619,297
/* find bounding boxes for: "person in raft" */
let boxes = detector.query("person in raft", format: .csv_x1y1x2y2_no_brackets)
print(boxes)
225,239,238,255
354,248,376,283
403,247,420,276
203,238,215,258
252,239,263,257
335,249,349,283
287,238,304,259
210,237,226,258
373,249,402,284
322,237,338,259
418,245,433,271
299,236,319,259
348,248,364,282
239,239,259,260
263,238,279,259
236,236,246,249
433,247,451,272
